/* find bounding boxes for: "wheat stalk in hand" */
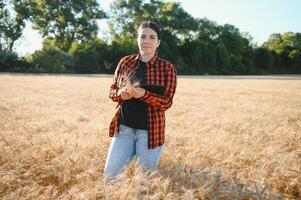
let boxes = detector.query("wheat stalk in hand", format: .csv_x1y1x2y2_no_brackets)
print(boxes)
119,73,141,89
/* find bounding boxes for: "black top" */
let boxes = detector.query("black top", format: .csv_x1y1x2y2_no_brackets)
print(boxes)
119,60,148,130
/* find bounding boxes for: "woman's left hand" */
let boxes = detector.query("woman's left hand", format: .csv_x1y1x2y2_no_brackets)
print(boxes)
128,87,145,99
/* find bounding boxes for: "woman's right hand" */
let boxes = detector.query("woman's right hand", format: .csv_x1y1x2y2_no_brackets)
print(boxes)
118,87,132,100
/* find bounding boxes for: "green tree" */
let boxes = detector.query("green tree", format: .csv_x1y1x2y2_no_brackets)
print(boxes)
108,0,197,42
264,32,301,72
215,24,254,74
288,49,301,72
0,49,19,71
23,0,105,51
27,46,73,73
263,33,283,54
0,0,28,51
254,47,274,72
215,44,230,74
69,39,111,73
194,18,219,43
180,40,203,73
108,0,197,67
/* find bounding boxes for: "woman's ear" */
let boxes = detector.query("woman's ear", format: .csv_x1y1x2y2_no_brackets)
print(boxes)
157,40,161,48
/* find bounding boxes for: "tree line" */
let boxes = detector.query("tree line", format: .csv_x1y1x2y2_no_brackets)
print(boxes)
1,0,300,75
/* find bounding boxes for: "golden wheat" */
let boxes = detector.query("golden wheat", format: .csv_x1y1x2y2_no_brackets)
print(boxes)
0,74,300,199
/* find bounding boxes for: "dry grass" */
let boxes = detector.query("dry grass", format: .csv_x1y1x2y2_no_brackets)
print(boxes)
0,74,300,200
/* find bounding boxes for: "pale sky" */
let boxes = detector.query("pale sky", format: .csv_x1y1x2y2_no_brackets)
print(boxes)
14,0,301,56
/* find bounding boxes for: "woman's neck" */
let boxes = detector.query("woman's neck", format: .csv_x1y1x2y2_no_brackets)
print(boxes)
140,52,155,62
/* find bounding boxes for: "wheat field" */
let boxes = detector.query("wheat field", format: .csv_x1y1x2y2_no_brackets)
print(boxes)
0,74,300,200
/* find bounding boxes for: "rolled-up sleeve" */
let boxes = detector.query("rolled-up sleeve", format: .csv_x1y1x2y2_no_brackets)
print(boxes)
109,58,124,103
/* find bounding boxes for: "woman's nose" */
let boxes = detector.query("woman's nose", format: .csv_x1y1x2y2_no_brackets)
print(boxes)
143,37,150,43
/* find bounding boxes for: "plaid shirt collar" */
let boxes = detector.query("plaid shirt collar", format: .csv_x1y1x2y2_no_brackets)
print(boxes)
135,52,158,66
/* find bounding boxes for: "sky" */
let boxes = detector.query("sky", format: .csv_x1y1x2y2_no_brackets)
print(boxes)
14,0,301,56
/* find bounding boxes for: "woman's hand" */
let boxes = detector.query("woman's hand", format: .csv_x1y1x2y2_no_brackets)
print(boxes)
118,87,132,100
128,87,145,99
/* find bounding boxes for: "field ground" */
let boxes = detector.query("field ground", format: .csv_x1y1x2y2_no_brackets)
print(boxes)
0,74,300,199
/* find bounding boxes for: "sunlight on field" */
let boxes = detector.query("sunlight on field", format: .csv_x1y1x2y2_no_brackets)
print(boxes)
0,74,300,199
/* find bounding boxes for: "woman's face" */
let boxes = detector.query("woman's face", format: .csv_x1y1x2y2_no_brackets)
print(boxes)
137,27,160,56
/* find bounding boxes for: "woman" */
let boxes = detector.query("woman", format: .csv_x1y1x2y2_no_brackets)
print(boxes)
104,21,177,183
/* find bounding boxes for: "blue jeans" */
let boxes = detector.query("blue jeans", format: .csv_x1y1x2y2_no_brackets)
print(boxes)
104,124,164,184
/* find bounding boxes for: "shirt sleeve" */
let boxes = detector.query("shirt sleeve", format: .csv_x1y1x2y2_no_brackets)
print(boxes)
140,63,177,111
109,58,124,103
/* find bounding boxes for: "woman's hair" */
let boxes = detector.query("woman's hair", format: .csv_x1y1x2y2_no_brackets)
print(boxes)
138,21,161,40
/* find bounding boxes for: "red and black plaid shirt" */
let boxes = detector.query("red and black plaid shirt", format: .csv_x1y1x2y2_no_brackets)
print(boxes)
109,53,177,149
